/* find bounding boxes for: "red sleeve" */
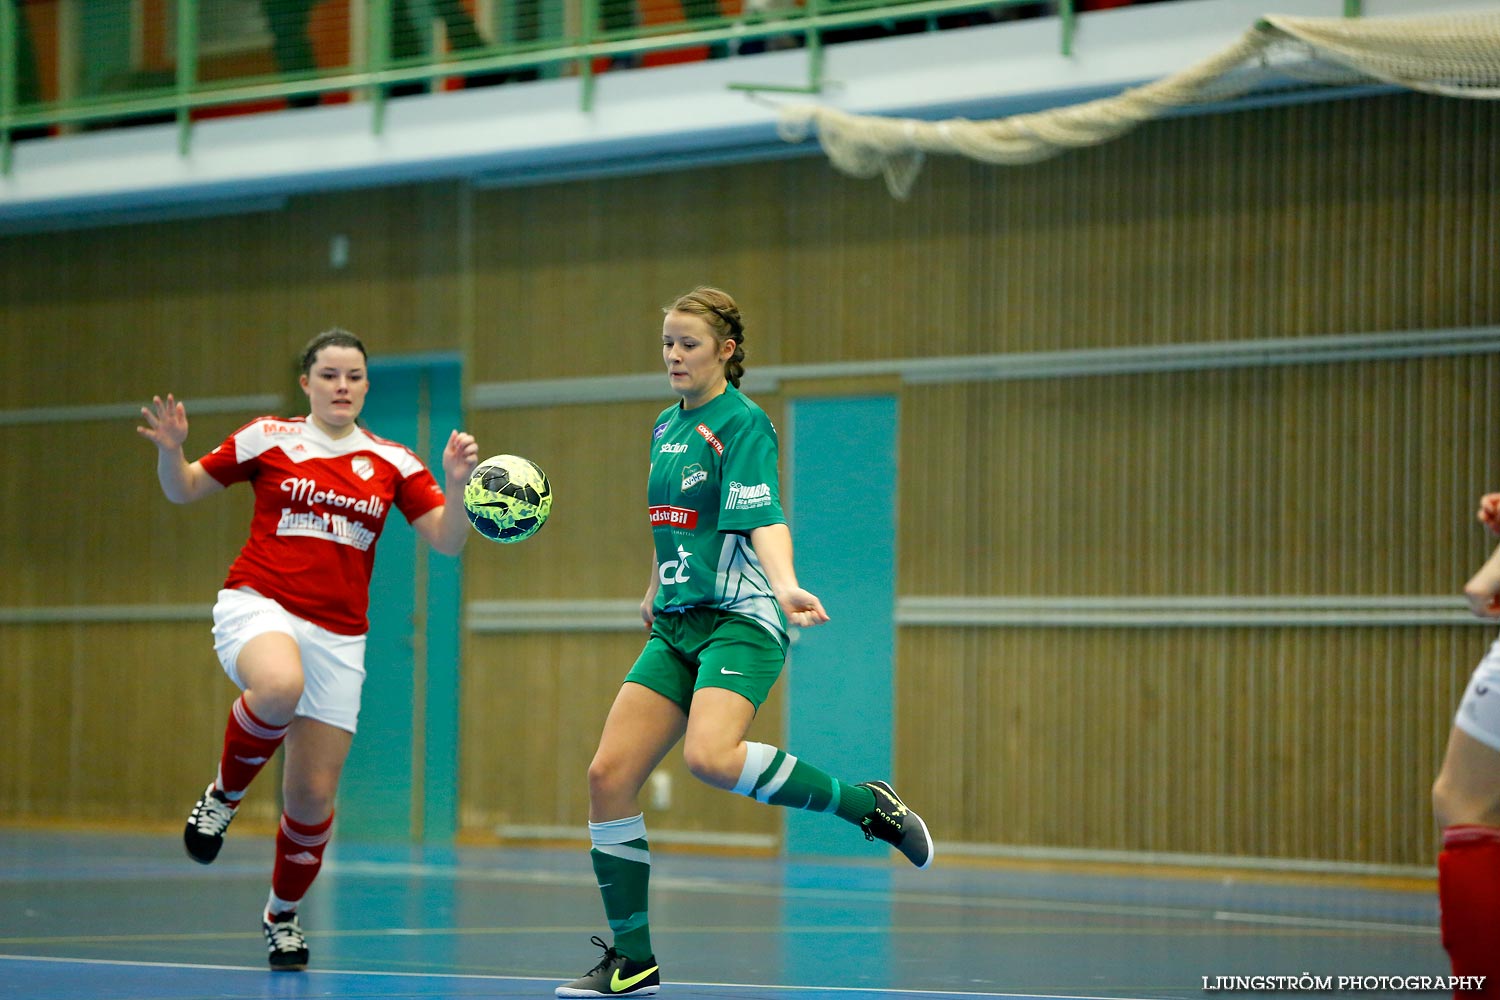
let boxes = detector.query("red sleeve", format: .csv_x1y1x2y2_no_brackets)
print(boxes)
197,421,260,487
396,466,446,523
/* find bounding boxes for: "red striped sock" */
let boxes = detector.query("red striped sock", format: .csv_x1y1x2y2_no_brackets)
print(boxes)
215,696,289,804
1439,825,1500,998
271,811,334,907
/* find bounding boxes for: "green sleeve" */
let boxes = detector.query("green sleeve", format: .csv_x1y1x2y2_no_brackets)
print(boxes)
717,411,785,533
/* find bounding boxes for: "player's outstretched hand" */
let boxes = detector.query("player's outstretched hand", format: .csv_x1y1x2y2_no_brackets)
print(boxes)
137,394,189,451
442,430,480,488
1479,493,1500,535
778,587,830,629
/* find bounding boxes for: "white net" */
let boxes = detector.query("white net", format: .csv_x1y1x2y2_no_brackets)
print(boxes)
776,11,1500,198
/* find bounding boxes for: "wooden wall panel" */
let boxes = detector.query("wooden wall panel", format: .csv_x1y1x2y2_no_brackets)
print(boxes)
460,631,781,837
0,420,256,607
2,91,1497,866
898,355,1500,598
464,401,670,600
467,166,806,385
0,184,465,411
456,95,1500,391
897,625,1475,866
0,623,278,829
3,96,1492,400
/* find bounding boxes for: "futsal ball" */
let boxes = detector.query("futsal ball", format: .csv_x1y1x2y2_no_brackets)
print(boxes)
463,454,553,544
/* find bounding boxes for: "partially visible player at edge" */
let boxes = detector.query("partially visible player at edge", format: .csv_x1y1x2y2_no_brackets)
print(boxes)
1434,491,1500,999
136,328,480,972
554,287,933,999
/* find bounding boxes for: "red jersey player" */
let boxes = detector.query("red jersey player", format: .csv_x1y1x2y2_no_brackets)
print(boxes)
1433,491,1500,999
137,328,479,971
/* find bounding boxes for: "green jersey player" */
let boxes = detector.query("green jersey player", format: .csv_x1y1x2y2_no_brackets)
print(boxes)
646,382,787,648
557,287,933,999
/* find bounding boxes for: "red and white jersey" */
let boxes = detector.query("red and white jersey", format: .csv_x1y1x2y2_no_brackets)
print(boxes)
199,416,445,635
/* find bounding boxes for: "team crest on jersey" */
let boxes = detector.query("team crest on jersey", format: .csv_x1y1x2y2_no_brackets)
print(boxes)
351,456,374,481
681,463,707,496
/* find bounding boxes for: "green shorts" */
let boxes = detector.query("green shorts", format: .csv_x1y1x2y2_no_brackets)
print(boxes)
625,606,787,714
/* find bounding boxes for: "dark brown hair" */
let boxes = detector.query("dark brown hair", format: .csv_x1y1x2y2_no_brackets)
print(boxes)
666,287,745,388
298,327,368,377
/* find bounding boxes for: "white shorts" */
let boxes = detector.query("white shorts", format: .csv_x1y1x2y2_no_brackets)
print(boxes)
211,588,367,734
1456,633,1500,752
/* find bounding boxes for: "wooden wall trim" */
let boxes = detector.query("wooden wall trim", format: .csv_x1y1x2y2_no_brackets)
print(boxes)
897,595,1479,628
496,825,776,849
468,326,1500,408
937,841,1435,881
0,395,282,426
6,328,1495,425
467,599,644,632
7,595,1474,628
0,604,210,623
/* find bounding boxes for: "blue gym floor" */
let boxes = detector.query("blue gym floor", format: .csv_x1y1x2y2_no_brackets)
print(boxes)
0,828,1448,1000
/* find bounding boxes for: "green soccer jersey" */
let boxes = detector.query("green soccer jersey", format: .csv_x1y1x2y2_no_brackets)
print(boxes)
647,384,788,640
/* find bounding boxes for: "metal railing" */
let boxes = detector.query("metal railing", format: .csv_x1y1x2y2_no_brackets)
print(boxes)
0,0,1078,173
0,0,1367,176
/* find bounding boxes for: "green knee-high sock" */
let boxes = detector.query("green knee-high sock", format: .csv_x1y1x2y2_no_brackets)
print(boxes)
589,814,653,961
732,741,876,826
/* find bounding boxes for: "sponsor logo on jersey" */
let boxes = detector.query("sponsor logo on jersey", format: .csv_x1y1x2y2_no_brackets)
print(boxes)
659,442,688,455
725,481,771,510
681,464,707,495
280,477,386,518
276,509,378,551
658,544,692,585
351,456,374,480
653,422,669,441
695,423,724,455
649,505,699,529
261,421,303,436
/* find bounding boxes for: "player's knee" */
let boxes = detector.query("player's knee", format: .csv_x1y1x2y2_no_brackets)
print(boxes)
248,675,304,718
1434,776,1486,828
283,777,337,822
587,754,632,803
681,740,736,789
1433,770,1500,828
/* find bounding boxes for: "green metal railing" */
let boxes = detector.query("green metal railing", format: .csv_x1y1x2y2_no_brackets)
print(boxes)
0,0,1076,174
0,1,15,172
0,0,1362,176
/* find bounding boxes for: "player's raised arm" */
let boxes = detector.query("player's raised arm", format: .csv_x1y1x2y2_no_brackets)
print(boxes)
136,394,224,504
412,429,480,556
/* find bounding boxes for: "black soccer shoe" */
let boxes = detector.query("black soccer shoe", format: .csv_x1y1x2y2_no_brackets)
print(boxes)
555,936,660,997
262,910,309,971
183,784,236,864
857,780,934,870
